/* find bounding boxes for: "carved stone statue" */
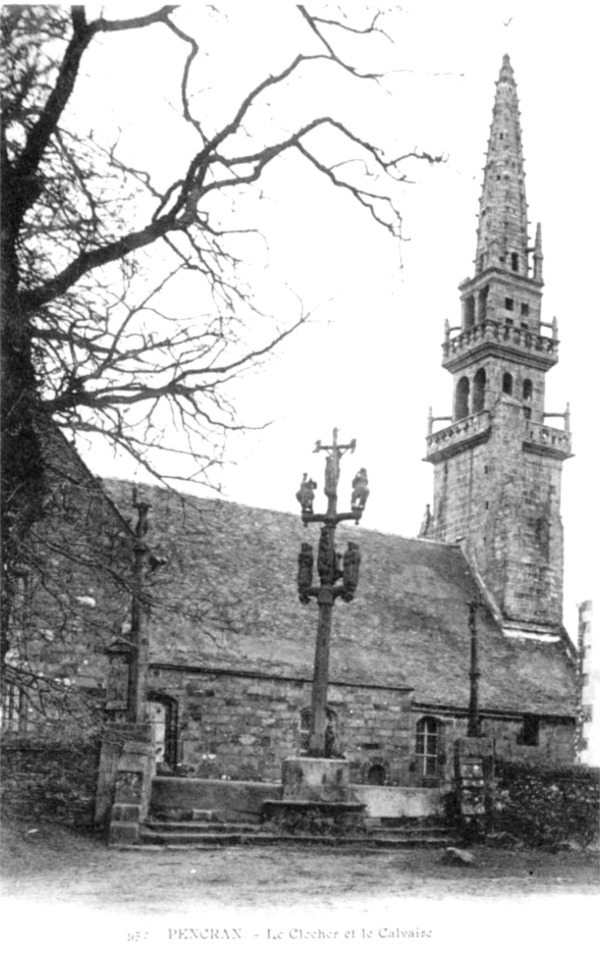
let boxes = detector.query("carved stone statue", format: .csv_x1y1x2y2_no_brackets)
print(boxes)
324,718,336,758
317,526,335,583
342,541,361,601
351,468,369,510
297,543,314,604
418,503,433,538
296,473,317,514
324,453,340,498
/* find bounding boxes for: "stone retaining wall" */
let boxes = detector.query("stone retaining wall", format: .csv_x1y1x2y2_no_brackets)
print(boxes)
493,760,600,847
1,735,99,827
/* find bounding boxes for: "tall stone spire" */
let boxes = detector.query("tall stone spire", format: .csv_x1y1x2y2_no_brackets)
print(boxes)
475,54,530,277
425,55,572,636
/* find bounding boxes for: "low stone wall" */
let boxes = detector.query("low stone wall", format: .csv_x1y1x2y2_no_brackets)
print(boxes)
150,776,283,822
350,784,447,819
150,776,448,822
1,735,99,827
493,760,600,847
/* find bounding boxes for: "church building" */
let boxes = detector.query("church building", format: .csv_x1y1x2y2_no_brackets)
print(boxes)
2,57,580,798
424,55,571,642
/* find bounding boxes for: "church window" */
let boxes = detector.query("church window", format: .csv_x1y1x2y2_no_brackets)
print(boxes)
464,295,476,329
518,715,540,747
148,694,179,768
472,368,486,413
415,717,440,777
478,285,489,321
455,377,470,420
523,379,533,401
504,297,514,310
2,681,28,733
502,372,513,395
367,763,386,785
511,252,519,272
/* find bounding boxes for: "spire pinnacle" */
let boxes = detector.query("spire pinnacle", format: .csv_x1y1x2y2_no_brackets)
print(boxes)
475,56,530,278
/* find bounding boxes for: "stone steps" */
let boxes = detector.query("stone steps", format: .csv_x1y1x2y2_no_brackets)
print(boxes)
140,817,458,849
145,820,259,833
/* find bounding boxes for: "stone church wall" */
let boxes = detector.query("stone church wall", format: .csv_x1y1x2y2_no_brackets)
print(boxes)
412,710,576,786
149,667,413,785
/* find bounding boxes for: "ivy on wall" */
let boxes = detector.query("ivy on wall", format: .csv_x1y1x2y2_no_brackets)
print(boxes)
493,760,600,847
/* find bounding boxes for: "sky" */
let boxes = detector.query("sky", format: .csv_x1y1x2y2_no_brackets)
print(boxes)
75,2,599,650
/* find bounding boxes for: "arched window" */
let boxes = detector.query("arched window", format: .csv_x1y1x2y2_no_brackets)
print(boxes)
367,763,386,786
477,285,489,322
523,379,533,401
464,295,476,329
454,377,470,420
472,368,486,413
415,717,441,778
502,372,513,395
148,693,179,768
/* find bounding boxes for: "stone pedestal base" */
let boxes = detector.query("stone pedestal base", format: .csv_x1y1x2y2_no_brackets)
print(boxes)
262,799,365,834
282,757,350,802
453,737,494,842
262,758,365,835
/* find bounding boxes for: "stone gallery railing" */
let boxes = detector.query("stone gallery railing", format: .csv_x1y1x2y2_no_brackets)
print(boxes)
443,320,557,363
525,421,572,456
426,410,491,456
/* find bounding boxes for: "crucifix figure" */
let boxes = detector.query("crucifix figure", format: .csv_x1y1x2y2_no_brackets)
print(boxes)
295,428,367,756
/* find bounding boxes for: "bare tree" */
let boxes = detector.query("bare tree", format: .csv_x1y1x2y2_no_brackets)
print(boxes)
1,5,441,680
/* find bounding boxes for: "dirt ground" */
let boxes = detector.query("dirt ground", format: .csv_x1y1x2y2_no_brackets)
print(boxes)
1,821,599,955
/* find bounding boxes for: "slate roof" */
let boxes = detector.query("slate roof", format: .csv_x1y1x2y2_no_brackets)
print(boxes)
105,480,577,718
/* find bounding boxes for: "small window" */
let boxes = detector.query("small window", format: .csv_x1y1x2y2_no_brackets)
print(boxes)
511,253,519,272
464,295,476,329
478,285,489,322
1,682,28,733
521,303,530,316
505,297,514,311
367,764,386,786
519,715,540,747
454,376,470,420
523,379,533,401
472,368,486,413
502,372,513,395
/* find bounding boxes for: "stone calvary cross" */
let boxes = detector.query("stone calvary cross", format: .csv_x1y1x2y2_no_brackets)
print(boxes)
295,428,369,756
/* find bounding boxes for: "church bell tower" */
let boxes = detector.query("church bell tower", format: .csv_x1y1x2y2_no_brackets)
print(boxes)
424,55,572,636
